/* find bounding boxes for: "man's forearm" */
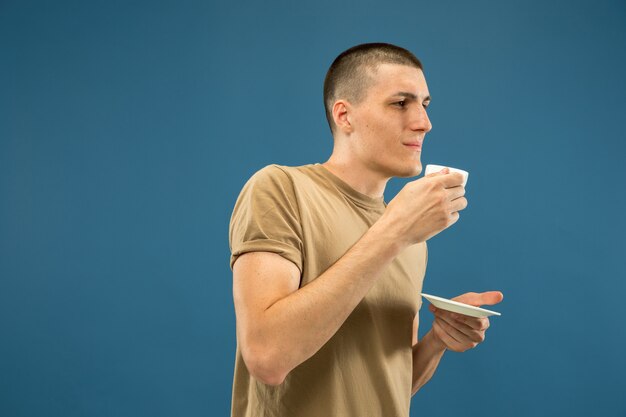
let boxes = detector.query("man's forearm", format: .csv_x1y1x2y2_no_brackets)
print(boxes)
253,221,405,382
411,329,447,395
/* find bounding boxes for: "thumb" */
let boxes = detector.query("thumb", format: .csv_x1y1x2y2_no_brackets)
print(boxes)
425,167,449,178
452,291,504,307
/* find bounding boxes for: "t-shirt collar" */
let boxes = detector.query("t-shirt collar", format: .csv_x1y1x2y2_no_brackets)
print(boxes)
314,163,387,210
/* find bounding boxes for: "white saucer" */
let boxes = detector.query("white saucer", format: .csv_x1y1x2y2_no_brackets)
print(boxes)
421,293,501,318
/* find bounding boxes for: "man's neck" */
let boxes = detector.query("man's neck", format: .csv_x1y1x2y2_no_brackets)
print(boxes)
321,157,389,199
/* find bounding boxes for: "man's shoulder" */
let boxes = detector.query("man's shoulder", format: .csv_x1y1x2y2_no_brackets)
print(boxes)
248,163,319,187
253,163,316,175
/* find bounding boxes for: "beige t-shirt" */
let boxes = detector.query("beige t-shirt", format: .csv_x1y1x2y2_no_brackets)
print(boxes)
229,163,427,417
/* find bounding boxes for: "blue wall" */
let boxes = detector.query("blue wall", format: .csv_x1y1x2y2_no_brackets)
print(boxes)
1,0,625,416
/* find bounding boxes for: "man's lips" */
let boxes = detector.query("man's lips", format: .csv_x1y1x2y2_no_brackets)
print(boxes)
403,142,422,151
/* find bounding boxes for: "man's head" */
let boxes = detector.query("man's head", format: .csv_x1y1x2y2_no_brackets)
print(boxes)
323,43,432,178
324,43,424,133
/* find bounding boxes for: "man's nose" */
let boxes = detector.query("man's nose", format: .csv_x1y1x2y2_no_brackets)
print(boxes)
409,106,432,133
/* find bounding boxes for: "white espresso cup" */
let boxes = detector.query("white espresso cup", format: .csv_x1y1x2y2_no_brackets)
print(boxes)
424,164,469,187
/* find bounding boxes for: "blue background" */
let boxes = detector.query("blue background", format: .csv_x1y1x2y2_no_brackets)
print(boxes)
1,0,625,416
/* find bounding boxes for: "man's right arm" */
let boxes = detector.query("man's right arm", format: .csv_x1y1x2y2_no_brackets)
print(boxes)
233,219,404,385
232,170,466,385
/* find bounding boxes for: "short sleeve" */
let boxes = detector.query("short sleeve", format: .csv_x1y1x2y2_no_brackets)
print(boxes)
229,165,304,272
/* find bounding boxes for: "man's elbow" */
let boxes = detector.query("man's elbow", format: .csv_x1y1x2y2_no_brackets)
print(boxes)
252,369,287,387
241,343,289,386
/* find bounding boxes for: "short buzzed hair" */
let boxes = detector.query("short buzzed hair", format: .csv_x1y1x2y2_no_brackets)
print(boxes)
323,43,423,133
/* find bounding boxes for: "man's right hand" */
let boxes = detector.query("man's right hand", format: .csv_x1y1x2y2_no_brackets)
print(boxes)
378,168,467,246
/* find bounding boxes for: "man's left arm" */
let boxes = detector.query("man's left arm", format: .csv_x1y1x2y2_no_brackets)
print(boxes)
411,291,504,395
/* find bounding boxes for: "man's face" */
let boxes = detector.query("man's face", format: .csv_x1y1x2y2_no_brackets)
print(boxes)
347,63,432,178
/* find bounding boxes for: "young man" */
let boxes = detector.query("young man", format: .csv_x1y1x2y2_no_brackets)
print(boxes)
229,43,503,417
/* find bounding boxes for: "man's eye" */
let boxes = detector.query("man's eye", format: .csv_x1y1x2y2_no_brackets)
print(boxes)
395,100,406,107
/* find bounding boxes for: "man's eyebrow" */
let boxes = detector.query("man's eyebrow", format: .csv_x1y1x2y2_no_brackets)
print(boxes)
390,91,431,101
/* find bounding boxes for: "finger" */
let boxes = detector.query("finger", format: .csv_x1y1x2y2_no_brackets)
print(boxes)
432,304,491,331
438,172,465,188
449,196,468,213
435,311,484,342
444,211,460,229
435,310,473,335
445,185,466,201
425,167,449,178
438,315,484,346
452,314,490,332
435,315,472,344
434,318,474,351
432,320,462,351
453,291,504,307
432,306,487,331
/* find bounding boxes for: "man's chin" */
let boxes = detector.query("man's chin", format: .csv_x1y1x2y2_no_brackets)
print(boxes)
395,164,422,178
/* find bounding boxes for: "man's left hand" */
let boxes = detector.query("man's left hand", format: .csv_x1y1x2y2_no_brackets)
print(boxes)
429,291,504,352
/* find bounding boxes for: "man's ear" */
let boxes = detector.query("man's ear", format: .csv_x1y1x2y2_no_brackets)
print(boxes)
332,100,353,134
